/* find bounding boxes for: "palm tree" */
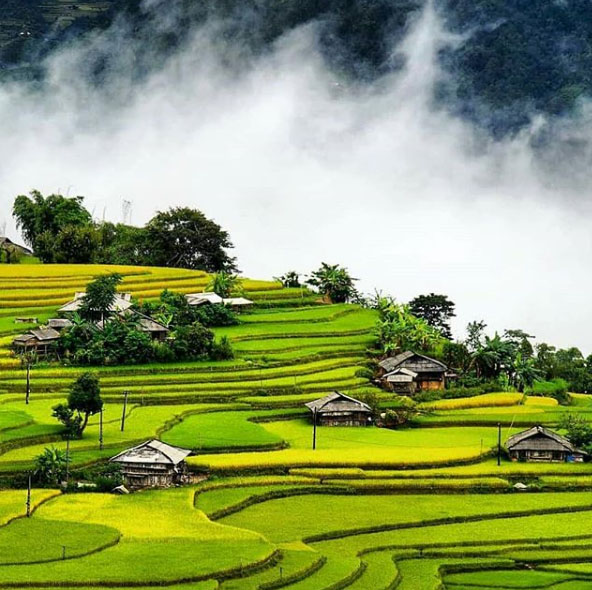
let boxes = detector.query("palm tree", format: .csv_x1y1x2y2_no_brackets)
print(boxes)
513,354,542,393
306,263,358,303
207,272,242,298
34,447,67,485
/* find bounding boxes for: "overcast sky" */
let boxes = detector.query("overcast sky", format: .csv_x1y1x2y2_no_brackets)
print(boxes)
1,2,592,351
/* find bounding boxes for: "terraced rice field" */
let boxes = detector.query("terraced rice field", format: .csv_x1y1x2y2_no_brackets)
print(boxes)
2,264,592,588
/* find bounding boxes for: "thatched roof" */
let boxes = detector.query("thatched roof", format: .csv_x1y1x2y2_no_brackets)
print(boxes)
12,334,36,345
305,391,371,414
12,328,59,348
186,293,254,307
48,318,72,330
0,237,32,256
186,292,224,306
386,367,416,383
223,297,254,307
506,425,583,453
380,351,448,374
94,310,169,334
110,440,191,466
59,292,133,314
30,328,60,341
137,316,169,334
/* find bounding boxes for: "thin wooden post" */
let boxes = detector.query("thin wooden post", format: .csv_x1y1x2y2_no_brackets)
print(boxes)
312,408,317,450
65,438,70,486
25,359,31,405
497,422,502,466
121,391,129,432
26,473,31,517
99,407,104,450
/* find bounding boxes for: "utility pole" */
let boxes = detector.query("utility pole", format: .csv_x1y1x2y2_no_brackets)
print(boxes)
25,357,31,405
26,473,31,517
121,391,129,432
497,422,502,466
312,408,318,450
99,407,104,450
65,437,70,487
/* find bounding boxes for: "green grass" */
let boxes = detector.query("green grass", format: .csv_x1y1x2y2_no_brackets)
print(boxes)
0,518,120,564
444,569,580,588
0,489,59,525
397,558,513,590
220,549,320,590
162,410,290,451
347,550,399,590
0,488,275,585
276,555,360,590
219,492,592,544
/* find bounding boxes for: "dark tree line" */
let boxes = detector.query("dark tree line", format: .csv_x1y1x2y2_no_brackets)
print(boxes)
12,191,237,272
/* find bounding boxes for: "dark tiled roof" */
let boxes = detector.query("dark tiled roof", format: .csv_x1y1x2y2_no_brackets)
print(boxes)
506,425,578,453
305,391,371,414
30,328,60,341
379,351,448,374
110,440,191,466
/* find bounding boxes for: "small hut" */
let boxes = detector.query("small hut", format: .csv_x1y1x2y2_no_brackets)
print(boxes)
12,327,60,356
135,315,170,341
0,237,33,262
186,292,224,306
378,351,449,394
47,318,73,331
305,391,372,427
186,292,254,312
95,311,170,342
223,297,254,311
110,440,192,489
506,426,587,463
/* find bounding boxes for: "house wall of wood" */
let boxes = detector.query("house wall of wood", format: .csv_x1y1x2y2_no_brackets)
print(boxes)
417,376,446,391
509,449,570,462
387,375,445,394
120,462,187,489
318,412,371,427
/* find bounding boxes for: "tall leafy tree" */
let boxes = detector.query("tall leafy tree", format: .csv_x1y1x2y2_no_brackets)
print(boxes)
79,273,122,322
71,373,102,434
408,293,456,339
144,207,237,272
12,190,93,260
374,296,443,355
274,271,301,288
503,329,535,358
52,373,103,438
307,263,358,303
465,320,487,353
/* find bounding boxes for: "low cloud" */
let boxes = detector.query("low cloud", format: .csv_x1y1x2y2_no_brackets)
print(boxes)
1,1,591,350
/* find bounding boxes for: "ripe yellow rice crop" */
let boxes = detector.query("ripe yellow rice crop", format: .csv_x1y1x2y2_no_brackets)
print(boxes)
422,393,523,411
524,396,558,406
188,446,487,472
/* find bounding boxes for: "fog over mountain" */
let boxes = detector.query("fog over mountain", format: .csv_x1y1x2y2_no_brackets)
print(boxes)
1,0,592,350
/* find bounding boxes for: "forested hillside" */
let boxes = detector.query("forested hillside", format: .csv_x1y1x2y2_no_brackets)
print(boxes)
2,0,592,135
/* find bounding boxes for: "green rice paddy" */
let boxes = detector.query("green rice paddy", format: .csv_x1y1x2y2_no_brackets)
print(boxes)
0,264,591,588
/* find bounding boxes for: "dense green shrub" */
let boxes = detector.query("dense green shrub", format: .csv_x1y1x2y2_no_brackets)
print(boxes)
444,381,507,398
527,378,569,405
143,290,238,327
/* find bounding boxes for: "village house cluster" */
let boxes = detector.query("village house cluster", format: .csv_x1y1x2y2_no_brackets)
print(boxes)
10,290,254,356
